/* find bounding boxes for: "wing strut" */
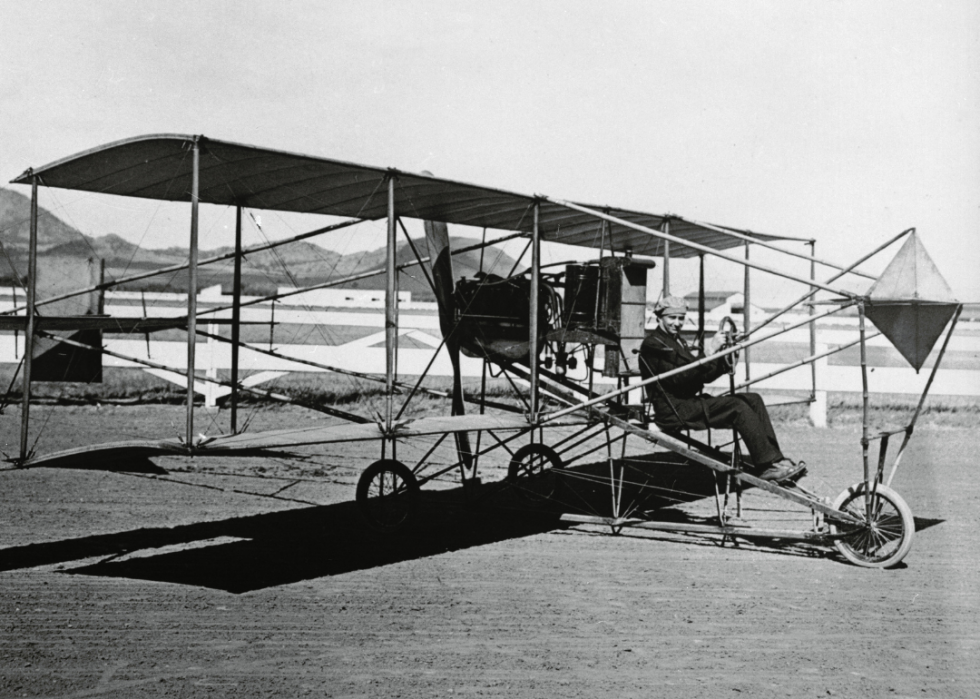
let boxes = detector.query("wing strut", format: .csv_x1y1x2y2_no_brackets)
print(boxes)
185,137,200,447
385,175,397,430
230,205,243,433
19,174,39,462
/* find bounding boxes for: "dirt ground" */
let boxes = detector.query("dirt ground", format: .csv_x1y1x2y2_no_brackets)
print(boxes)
1,404,978,698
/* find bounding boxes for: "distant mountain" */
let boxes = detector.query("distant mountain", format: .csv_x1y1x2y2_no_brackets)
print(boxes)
0,187,522,300
0,187,86,253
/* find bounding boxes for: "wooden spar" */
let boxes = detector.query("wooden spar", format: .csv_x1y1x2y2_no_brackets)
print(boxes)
230,205,243,433
385,175,397,430
748,227,914,338
886,304,963,487
808,241,817,399
529,202,541,420
698,254,705,354
743,241,751,380
559,514,829,542
542,301,854,423
682,216,876,281
19,175,39,462
186,138,200,447
545,197,859,297
662,220,670,296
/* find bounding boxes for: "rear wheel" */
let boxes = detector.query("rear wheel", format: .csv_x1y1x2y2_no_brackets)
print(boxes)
830,482,914,568
508,443,562,502
356,459,419,533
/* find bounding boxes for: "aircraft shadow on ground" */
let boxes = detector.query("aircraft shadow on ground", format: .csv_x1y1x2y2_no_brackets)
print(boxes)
0,453,940,592
2,483,570,594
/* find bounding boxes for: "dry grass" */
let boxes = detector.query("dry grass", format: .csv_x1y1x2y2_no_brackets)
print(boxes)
766,391,980,428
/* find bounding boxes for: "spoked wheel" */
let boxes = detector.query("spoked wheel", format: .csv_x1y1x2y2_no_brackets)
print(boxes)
508,443,562,502
830,482,915,568
356,459,420,533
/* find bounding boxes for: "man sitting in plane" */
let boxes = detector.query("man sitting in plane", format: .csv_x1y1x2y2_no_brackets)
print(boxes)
638,295,805,483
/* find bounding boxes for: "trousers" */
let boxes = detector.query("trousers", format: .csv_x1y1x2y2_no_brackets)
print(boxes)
655,392,784,467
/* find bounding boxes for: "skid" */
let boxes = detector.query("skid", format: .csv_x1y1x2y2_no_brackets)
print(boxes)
560,513,829,543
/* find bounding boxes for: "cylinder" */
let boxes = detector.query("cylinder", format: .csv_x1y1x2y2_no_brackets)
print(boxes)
563,264,600,328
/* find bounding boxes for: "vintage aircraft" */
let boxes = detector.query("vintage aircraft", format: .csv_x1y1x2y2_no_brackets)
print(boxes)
1,134,962,568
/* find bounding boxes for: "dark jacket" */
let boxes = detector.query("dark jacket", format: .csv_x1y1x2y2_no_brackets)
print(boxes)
638,327,729,426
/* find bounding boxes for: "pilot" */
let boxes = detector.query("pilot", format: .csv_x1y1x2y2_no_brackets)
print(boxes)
638,295,804,483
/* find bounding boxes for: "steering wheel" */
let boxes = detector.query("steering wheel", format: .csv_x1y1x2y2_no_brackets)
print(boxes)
718,315,741,348
717,315,741,369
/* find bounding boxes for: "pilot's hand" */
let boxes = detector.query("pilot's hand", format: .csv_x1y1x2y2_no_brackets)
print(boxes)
707,331,727,354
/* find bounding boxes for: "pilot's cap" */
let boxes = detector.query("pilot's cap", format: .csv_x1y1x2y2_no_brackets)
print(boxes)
654,295,688,317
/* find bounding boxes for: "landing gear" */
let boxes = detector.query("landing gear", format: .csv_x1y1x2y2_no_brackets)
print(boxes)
356,459,420,533
508,443,562,502
830,482,915,568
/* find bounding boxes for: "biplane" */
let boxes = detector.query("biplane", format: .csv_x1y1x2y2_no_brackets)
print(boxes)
1,134,963,569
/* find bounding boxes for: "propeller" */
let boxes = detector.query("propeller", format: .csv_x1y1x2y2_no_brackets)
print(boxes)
422,216,474,474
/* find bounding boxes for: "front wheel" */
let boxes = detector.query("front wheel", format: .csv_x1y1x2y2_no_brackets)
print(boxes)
508,443,562,502
356,459,419,533
830,482,914,568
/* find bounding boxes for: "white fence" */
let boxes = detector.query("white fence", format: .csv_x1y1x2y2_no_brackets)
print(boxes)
3,291,979,415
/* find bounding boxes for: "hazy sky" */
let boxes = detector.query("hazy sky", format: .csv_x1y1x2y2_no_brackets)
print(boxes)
2,0,978,303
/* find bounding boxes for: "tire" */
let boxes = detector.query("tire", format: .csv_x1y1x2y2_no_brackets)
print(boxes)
508,443,562,502
356,459,419,533
830,482,915,568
